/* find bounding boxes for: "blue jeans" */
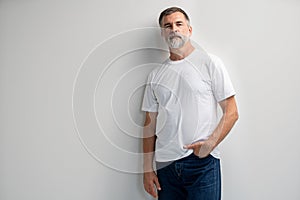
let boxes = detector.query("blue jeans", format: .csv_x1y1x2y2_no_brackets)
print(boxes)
156,153,221,200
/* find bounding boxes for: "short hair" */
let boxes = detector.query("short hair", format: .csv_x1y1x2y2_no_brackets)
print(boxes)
158,7,190,27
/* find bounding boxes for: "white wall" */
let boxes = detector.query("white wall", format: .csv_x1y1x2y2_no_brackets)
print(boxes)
1,0,299,199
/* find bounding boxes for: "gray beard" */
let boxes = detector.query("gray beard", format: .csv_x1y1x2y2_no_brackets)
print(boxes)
166,34,189,49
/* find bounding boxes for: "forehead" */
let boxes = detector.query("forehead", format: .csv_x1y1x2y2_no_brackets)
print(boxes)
162,12,187,24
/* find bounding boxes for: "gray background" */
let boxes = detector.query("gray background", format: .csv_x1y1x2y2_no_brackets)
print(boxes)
1,0,300,199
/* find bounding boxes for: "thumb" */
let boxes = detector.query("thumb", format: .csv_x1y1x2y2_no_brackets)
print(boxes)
184,140,205,149
183,143,195,149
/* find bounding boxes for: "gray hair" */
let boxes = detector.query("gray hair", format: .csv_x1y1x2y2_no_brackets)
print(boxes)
158,7,190,27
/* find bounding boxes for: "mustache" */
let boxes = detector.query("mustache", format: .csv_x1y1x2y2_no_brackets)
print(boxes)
168,32,184,39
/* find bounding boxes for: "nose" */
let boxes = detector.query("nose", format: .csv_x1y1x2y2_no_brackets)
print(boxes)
171,24,179,32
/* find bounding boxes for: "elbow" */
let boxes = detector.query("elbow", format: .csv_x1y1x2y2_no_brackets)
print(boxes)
226,108,239,123
232,109,239,123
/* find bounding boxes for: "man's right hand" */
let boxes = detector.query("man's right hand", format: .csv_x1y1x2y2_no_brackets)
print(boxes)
143,171,161,198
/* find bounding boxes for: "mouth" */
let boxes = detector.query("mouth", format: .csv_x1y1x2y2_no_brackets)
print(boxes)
169,35,181,40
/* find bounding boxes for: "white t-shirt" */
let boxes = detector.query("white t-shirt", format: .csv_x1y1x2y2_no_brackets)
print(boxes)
141,49,236,162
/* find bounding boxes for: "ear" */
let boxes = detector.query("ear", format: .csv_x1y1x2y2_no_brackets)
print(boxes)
188,25,193,36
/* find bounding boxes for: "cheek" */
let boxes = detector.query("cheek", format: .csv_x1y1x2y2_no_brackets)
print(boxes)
180,27,190,35
161,30,170,37
181,31,190,38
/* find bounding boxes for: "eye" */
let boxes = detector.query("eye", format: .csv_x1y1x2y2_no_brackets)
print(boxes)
164,24,171,29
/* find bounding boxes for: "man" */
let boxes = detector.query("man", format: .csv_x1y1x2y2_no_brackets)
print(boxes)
142,7,238,200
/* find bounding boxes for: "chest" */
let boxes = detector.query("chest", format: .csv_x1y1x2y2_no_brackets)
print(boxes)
152,64,213,104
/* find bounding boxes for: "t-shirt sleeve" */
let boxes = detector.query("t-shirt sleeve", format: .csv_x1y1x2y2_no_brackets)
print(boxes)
141,73,159,112
210,55,236,102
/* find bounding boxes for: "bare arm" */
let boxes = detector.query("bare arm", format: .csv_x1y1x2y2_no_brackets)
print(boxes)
143,111,161,198
143,111,158,172
184,95,239,157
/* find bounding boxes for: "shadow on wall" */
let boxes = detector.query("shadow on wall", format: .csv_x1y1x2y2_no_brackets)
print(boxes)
72,27,169,174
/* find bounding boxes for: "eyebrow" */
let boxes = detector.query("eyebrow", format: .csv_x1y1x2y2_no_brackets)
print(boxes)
163,20,184,27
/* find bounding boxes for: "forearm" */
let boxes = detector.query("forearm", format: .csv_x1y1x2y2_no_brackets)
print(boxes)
143,133,161,198
143,112,158,172
209,109,239,148
208,96,239,148
143,135,156,172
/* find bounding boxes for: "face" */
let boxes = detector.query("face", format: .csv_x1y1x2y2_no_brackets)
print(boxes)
161,12,192,49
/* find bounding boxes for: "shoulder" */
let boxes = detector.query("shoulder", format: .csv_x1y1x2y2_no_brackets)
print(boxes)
146,59,169,79
207,53,223,66
147,65,161,80
189,49,223,68
206,53,227,73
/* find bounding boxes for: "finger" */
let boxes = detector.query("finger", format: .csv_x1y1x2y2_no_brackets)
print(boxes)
148,185,157,198
145,182,157,198
154,177,161,191
198,145,212,158
144,183,153,197
193,148,200,156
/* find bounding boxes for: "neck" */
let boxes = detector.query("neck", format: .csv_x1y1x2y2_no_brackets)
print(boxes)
169,41,195,61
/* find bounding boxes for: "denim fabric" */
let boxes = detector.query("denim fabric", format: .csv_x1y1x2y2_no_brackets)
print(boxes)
156,153,221,200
